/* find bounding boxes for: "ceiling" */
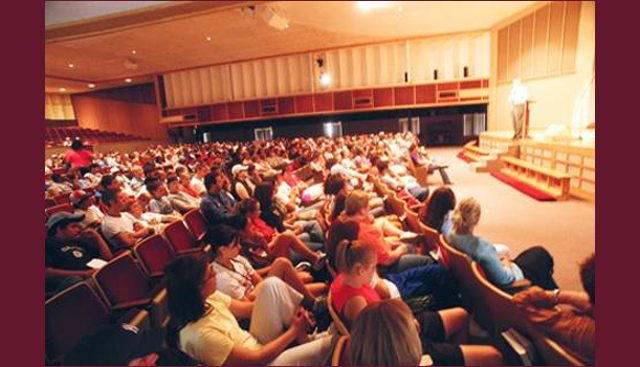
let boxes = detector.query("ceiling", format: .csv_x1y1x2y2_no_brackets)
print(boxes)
45,1,536,94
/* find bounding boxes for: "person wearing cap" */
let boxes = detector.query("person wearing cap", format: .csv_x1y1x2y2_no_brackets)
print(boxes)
70,190,104,229
62,323,196,366
101,189,154,252
45,212,113,295
231,164,255,201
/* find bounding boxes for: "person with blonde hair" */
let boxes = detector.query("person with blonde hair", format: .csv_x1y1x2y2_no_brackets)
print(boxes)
349,299,423,366
330,240,502,366
448,197,558,290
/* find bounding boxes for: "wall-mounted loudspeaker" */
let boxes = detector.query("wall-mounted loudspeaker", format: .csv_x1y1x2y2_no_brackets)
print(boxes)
404,72,408,83
433,69,438,80
463,66,469,78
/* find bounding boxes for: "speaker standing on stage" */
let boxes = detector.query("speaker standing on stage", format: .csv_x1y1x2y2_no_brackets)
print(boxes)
508,78,528,139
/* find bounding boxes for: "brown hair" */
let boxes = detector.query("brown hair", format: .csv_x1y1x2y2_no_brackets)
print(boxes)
349,299,422,366
335,239,376,273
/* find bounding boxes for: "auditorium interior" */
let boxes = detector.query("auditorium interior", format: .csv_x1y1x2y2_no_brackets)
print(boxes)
45,1,595,366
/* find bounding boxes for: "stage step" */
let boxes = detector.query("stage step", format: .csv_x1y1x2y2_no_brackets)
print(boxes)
469,153,504,173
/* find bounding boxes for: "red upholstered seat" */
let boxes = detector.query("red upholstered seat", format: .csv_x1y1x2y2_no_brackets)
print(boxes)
163,220,202,255
45,281,149,363
134,234,176,278
45,203,73,219
184,209,208,242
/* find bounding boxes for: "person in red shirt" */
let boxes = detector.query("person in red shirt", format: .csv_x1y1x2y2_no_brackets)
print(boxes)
64,140,94,170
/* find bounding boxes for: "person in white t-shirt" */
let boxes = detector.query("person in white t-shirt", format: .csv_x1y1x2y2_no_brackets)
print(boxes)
189,164,209,197
101,189,153,252
209,224,326,307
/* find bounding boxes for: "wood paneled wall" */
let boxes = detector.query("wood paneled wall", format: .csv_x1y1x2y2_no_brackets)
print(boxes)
45,93,76,120
72,84,167,141
163,32,490,109
497,1,582,84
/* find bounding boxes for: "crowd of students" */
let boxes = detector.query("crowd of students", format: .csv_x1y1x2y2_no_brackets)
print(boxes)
45,131,594,366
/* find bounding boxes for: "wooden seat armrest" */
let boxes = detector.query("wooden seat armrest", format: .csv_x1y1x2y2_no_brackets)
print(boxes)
506,279,532,292
112,298,152,311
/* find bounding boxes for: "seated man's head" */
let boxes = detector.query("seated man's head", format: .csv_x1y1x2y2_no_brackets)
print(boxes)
166,175,181,194
47,212,84,239
345,190,370,217
146,181,168,200
100,175,122,191
102,189,129,213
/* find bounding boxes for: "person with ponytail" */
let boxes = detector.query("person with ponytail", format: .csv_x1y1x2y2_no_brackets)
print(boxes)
329,240,502,366
448,197,558,290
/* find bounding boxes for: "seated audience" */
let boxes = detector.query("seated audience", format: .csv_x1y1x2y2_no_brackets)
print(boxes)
165,254,331,366
330,240,501,366
513,253,595,364
448,197,558,290
147,181,180,216
209,225,325,308
339,190,434,273
419,186,456,235
166,175,200,214
101,189,154,252
69,189,104,229
45,212,113,295
200,170,239,226
231,164,256,200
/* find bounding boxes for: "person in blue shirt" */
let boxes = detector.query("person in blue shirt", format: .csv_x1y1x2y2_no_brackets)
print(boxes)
447,197,558,290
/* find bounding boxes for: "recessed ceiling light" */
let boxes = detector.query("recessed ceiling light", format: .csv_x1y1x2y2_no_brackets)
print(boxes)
88,83,96,88
67,63,75,68
124,78,132,83
205,36,212,42
59,88,67,92
131,50,137,55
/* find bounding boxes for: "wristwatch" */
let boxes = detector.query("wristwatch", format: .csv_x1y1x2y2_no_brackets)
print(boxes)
552,289,561,304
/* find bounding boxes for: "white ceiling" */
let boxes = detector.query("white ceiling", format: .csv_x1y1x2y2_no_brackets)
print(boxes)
280,1,536,38
45,1,538,94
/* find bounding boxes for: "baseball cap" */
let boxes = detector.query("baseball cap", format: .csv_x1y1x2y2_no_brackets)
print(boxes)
62,324,165,366
46,212,85,232
231,164,248,177
69,190,91,207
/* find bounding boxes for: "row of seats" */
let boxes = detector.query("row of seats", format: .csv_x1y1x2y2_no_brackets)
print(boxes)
368,175,586,366
45,208,211,364
45,126,149,148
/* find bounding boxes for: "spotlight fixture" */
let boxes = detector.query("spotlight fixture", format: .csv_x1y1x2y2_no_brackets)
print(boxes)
67,63,75,68
131,50,137,55
124,78,132,83
88,83,96,88
59,87,67,92
205,36,212,41
320,73,331,86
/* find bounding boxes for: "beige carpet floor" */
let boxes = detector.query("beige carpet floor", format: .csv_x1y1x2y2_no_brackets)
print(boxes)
427,146,595,291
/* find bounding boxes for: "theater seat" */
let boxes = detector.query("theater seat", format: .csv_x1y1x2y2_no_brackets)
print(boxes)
327,291,350,336
184,209,208,242
163,220,207,255
45,203,73,219
134,234,176,279
92,253,168,327
45,281,149,364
